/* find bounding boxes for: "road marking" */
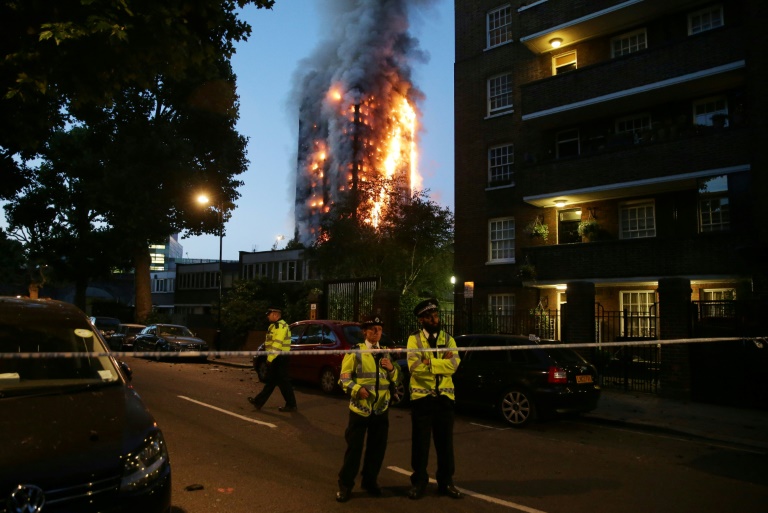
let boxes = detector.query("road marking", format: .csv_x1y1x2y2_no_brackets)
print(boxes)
387,466,549,513
178,395,277,428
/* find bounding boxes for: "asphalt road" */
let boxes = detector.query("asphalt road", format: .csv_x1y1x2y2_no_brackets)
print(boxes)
124,356,767,513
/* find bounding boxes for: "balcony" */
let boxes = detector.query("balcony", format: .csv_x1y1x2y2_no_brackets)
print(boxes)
519,0,712,54
520,126,750,204
520,26,746,126
521,232,745,283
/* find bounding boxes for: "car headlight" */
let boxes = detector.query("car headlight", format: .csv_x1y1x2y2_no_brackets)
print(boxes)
120,430,169,492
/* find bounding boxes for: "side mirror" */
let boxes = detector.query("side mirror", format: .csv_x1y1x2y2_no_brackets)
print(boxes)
119,361,133,382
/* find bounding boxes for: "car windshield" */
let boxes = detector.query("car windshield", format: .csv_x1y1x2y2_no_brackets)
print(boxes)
158,326,193,337
1,322,120,394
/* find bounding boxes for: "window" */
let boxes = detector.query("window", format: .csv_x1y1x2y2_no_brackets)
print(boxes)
556,129,580,158
701,288,736,318
693,96,728,127
611,29,647,58
620,201,656,239
620,290,657,337
558,208,582,244
489,294,516,334
488,218,515,263
487,5,512,48
698,175,729,232
616,114,652,144
487,73,513,116
689,4,723,35
552,51,577,75
488,144,514,185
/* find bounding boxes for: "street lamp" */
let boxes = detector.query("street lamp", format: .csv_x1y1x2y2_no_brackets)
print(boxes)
197,194,224,352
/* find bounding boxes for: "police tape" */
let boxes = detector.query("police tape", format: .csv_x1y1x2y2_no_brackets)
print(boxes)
1,336,765,359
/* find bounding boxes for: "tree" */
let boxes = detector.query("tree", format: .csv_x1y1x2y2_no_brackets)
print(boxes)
1,0,275,199
310,178,454,299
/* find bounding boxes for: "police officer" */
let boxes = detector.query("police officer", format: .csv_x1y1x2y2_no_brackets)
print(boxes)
407,298,462,500
335,315,400,503
248,307,297,412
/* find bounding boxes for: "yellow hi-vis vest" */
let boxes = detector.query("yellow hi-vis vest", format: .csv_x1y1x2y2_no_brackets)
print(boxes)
407,329,460,402
265,319,291,363
338,343,401,416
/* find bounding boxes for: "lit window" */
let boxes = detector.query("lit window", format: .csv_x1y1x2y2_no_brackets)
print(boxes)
693,96,729,127
552,51,577,75
489,217,515,262
689,4,723,35
698,175,729,232
611,29,647,58
489,294,515,314
487,5,512,48
620,291,656,337
488,144,514,185
488,73,513,116
620,201,656,239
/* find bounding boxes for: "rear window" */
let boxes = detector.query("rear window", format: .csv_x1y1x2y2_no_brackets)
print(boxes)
343,325,365,344
545,347,587,365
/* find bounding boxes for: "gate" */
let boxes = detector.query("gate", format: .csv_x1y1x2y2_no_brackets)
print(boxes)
323,278,379,322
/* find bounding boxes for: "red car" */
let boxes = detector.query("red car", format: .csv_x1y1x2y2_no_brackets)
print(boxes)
252,320,407,402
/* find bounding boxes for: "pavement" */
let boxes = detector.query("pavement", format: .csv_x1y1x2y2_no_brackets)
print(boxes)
208,354,768,452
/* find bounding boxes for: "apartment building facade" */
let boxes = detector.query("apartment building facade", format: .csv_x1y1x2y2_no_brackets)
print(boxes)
454,0,767,342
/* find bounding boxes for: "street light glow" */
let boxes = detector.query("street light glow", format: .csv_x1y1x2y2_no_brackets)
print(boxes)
197,194,210,206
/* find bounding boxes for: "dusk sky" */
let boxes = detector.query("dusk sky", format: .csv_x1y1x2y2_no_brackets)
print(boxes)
181,0,455,261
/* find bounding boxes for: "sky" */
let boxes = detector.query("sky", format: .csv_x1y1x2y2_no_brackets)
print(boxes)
180,0,455,261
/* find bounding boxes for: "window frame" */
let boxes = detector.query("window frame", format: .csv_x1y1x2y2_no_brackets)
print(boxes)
611,28,647,58
698,175,730,233
619,200,656,239
486,4,512,49
488,143,514,186
688,4,724,35
552,50,577,75
693,95,729,127
619,290,657,338
487,73,513,117
488,217,516,264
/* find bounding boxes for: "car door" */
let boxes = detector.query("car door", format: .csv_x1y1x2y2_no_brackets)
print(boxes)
454,336,510,408
289,323,320,381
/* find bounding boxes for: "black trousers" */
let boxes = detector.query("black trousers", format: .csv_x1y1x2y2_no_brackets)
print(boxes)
252,355,296,407
410,395,455,487
338,410,390,490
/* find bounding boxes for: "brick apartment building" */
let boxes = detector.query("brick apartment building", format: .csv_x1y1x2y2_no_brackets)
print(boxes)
453,0,767,345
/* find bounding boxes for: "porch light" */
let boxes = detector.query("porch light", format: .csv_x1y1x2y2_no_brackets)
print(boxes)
554,199,567,208
549,38,563,49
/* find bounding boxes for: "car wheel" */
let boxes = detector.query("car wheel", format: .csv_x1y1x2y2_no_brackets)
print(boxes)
154,344,163,362
390,379,409,407
319,368,338,394
500,389,535,427
255,358,268,382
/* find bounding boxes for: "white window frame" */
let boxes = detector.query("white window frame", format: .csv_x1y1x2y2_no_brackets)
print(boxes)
488,143,514,185
488,217,516,263
693,95,729,127
487,5,512,49
620,200,656,239
487,73,513,116
611,29,647,58
619,290,656,337
489,294,515,315
615,113,652,144
698,175,730,232
552,50,577,75
688,4,724,35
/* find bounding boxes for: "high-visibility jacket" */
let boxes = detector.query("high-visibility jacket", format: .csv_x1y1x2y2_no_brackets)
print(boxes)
338,343,401,416
407,329,460,402
265,319,291,363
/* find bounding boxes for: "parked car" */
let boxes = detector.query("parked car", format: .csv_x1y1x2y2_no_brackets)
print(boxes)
252,320,408,403
108,323,147,352
452,334,601,427
89,316,121,340
0,297,171,512
134,324,208,362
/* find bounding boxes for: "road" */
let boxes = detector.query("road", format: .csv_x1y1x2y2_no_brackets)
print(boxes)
124,356,767,513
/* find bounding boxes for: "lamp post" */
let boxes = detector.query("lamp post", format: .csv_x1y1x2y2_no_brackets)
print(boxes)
197,194,224,352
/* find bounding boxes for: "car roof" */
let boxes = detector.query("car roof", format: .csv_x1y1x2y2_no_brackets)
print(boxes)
0,297,89,323
120,323,146,328
291,319,360,327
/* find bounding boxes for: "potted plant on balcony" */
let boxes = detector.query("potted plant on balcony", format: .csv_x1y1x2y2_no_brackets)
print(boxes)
525,217,549,242
578,218,600,242
518,262,536,281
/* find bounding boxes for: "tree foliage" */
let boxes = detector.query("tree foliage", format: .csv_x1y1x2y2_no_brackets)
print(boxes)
310,178,454,299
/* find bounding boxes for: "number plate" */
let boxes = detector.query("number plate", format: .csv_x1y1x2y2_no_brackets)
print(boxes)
576,375,593,384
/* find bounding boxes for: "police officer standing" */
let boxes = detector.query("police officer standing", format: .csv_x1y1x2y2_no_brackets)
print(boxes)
407,299,462,500
335,315,400,503
248,307,297,412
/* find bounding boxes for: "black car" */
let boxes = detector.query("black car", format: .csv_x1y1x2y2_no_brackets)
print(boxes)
134,324,209,362
0,297,171,512
453,334,601,427
108,323,147,352
89,316,121,340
